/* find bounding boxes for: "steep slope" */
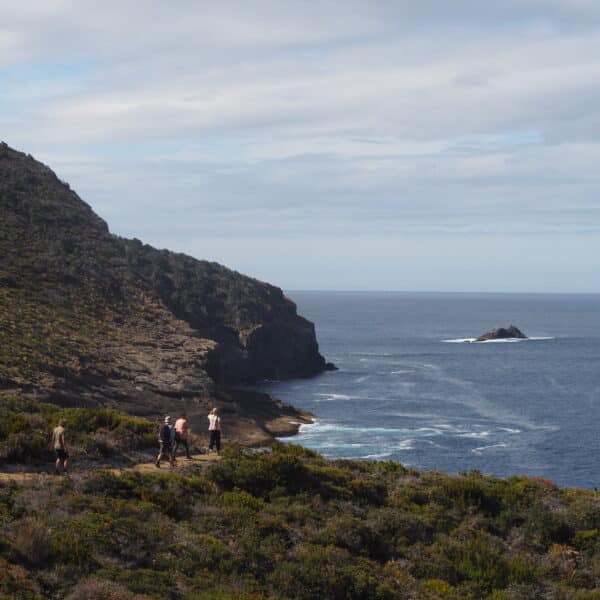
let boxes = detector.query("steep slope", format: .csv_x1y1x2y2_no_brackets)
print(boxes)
0,143,327,436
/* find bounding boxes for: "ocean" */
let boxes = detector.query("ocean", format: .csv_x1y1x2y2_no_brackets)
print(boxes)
260,291,600,489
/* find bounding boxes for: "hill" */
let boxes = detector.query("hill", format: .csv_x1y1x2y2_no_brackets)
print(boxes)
0,143,330,442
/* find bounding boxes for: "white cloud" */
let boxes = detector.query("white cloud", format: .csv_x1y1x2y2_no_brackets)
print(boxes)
1,1,600,290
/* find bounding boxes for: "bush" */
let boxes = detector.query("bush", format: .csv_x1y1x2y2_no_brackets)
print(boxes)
0,557,42,599
83,471,210,520
433,476,502,516
12,517,51,566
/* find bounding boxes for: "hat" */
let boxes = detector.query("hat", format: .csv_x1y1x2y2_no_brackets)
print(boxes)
164,415,171,423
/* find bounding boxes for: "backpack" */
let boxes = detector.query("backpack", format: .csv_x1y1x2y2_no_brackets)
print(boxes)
159,424,171,443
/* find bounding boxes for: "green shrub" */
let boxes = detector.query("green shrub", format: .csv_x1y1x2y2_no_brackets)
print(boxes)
12,517,51,567
83,471,210,520
433,476,502,516
317,515,391,561
0,558,42,599
573,529,600,555
221,490,265,512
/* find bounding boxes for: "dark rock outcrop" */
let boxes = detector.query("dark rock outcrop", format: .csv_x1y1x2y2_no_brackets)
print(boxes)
0,142,329,434
476,325,528,342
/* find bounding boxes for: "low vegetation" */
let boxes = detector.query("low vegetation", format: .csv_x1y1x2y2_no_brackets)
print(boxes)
2,437,600,598
0,397,156,465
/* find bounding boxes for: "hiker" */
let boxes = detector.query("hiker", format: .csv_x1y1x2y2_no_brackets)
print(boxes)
52,419,69,475
156,415,175,468
174,412,192,459
208,407,221,454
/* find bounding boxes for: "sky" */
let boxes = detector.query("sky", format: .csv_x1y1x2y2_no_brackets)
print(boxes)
1,1,599,293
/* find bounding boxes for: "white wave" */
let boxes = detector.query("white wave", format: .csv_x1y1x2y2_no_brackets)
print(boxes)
354,376,369,383
390,369,415,375
472,443,508,454
359,452,393,460
350,352,393,357
386,413,451,422
297,423,441,436
498,427,521,434
314,393,355,401
298,421,320,433
308,442,366,449
394,439,416,450
459,431,492,439
442,336,555,344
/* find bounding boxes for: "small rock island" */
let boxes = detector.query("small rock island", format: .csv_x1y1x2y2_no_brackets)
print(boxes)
476,325,528,342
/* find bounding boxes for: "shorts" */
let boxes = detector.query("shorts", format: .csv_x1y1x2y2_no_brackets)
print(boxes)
55,448,69,461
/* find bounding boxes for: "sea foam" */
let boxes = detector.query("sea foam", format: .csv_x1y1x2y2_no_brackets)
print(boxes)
442,336,555,344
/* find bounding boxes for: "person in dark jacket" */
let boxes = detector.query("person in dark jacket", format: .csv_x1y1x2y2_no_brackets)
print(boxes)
156,415,175,468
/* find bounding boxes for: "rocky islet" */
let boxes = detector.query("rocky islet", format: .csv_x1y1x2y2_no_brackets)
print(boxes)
475,325,528,342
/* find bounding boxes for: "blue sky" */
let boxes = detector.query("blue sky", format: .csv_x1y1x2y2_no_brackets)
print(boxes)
1,1,599,292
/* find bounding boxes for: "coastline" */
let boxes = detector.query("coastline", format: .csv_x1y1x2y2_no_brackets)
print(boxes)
217,386,314,447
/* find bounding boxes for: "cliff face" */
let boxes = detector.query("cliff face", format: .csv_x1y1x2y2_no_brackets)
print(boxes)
0,143,327,427
122,239,327,382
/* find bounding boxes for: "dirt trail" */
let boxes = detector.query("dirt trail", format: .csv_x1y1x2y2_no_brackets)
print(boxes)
0,453,222,483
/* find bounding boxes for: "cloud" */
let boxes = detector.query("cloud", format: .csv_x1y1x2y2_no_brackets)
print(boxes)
1,1,599,290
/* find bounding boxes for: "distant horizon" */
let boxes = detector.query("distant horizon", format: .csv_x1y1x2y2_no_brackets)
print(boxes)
285,289,600,296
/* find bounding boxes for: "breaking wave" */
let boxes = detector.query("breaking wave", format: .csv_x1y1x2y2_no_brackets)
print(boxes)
442,336,556,344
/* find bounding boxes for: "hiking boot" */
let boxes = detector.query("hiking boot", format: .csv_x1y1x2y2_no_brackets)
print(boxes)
155,460,160,468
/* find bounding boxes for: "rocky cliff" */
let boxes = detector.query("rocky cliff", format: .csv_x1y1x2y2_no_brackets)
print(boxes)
0,143,328,438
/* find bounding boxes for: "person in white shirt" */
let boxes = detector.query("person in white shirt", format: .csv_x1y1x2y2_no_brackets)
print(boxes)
207,408,221,454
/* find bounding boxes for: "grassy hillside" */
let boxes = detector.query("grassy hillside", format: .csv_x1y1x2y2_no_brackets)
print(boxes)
2,438,600,599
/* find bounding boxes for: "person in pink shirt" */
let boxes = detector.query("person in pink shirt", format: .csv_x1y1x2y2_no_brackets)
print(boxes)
208,407,221,454
174,413,192,459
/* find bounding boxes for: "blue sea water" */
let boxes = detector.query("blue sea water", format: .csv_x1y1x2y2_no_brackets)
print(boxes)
260,292,600,489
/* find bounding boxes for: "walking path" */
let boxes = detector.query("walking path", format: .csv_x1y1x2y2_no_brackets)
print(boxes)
0,453,222,483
